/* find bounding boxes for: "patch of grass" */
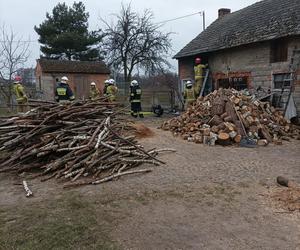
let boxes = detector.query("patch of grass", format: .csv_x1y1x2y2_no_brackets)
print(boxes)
0,192,119,250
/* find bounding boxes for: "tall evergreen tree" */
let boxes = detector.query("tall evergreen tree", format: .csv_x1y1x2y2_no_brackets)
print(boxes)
35,2,103,61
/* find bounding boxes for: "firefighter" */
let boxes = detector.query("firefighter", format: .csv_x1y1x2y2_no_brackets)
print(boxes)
55,76,75,103
13,76,28,113
89,82,101,100
103,79,109,97
130,80,143,118
194,57,207,96
106,79,118,102
183,80,197,109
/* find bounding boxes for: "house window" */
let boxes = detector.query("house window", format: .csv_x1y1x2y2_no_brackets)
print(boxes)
218,77,248,90
270,39,288,63
272,73,292,108
273,73,291,89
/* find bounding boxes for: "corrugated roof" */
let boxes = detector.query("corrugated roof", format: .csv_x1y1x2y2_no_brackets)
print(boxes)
174,0,300,59
37,59,110,74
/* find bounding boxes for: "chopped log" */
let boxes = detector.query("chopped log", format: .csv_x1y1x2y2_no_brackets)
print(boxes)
211,125,219,133
234,134,242,143
211,97,225,116
218,132,230,141
224,122,236,132
22,180,33,197
257,139,268,146
208,115,223,126
220,112,228,119
224,116,233,122
260,125,273,142
225,101,238,123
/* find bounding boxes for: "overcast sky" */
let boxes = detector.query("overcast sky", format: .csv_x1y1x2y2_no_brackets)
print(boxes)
0,0,260,71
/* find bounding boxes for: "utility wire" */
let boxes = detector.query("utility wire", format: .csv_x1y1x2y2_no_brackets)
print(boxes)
156,11,203,25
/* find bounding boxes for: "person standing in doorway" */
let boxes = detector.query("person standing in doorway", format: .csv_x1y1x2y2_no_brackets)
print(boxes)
194,57,207,96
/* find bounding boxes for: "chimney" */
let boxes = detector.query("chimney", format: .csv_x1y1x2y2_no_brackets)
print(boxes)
218,8,231,18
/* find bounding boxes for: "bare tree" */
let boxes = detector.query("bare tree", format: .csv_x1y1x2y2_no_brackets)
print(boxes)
102,4,172,82
0,25,30,108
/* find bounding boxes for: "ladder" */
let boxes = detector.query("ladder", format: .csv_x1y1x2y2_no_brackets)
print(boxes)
199,68,210,97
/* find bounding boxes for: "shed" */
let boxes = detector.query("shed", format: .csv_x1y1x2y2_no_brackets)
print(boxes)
35,59,110,101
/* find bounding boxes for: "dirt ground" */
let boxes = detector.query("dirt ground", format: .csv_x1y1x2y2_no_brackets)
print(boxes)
1,116,300,250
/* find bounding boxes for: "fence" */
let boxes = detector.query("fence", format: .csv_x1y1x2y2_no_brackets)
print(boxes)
0,85,38,115
115,82,178,111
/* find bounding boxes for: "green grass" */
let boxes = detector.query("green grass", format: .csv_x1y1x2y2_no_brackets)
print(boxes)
0,193,119,250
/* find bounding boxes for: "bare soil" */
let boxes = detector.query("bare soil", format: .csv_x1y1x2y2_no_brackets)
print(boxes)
1,116,300,250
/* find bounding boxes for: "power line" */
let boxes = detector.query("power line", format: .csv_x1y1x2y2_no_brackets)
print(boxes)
156,11,204,25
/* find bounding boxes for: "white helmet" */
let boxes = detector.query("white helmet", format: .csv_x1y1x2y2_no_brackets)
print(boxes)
104,79,109,84
108,79,115,85
90,82,96,86
61,76,69,83
186,80,192,87
130,80,138,86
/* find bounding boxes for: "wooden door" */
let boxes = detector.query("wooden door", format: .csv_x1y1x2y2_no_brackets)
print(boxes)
74,75,89,100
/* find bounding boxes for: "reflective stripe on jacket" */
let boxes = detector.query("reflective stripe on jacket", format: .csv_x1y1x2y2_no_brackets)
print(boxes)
55,82,75,102
184,87,196,103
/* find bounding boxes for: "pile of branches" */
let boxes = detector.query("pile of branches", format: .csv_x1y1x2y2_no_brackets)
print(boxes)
162,88,300,146
0,100,172,188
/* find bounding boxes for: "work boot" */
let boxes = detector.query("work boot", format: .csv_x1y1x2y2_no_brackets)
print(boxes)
139,113,144,118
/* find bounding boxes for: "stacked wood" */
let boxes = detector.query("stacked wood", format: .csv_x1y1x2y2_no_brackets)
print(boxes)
0,100,174,188
162,88,300,146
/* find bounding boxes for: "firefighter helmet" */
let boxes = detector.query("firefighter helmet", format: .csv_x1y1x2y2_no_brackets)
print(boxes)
108,79,115,85
195,57,201,64
61,76,69,83
14,75,22,83
90,82,96,86
130,80,138,87
186,80,192,87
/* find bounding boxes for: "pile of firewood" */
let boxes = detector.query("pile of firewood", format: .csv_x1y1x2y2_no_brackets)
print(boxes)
0,100,173,188
162,88,300,146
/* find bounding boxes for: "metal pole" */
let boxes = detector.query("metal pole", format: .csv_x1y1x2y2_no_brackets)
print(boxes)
203,11,206,31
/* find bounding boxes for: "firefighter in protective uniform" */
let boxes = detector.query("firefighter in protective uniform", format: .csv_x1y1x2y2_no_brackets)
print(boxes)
183,80,197,109
194,57,207,96
89,82,101,100
106,79,118,102
13,76,28,113
103,79,109,97
130,80,143,118
55,76,75,103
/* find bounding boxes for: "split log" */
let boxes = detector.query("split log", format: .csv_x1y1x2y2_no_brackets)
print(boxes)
234,134,242,143
22,180,33,197
260,125,273,142
218,132,230,141
208,115,223,126
211,97,225,116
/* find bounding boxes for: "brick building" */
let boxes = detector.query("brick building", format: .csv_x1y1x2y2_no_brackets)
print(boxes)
35,59,110,101
174,0,300,116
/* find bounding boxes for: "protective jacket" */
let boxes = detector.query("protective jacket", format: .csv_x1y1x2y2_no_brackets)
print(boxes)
13,83,28,103
184,87,196,104
194,64,206,79
55,82,75,102
130,85,142,102
106,85,118,102
89,87,101,100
